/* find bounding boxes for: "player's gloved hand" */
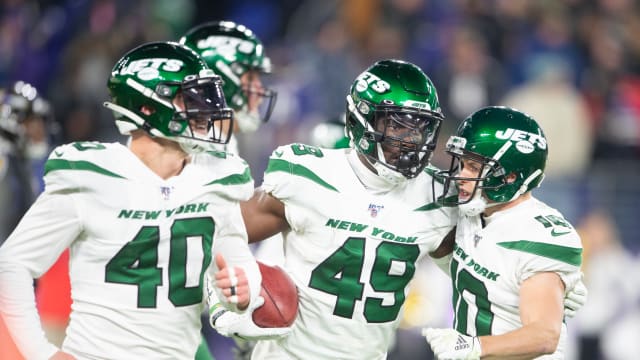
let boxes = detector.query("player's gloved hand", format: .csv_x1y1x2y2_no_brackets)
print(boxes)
209,296,292,341
564,273,588,318
422,328,481,360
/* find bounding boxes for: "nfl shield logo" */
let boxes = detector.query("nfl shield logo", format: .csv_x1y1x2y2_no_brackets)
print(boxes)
368,203,384,217
160,186,172,200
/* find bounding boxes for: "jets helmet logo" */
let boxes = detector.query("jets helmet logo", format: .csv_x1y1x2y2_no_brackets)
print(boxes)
495,128,547,154
118,58,185,81
354,72,390,94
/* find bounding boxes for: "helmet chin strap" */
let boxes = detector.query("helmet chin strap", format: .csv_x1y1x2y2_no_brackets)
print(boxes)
458,190,488,217
508,169,543,202
348,150,402,193
371,143,406,186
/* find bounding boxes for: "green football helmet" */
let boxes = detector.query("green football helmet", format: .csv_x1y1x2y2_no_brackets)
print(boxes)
346,59,444,180
437,106,548,205
104,41,234,153
179,21,276,132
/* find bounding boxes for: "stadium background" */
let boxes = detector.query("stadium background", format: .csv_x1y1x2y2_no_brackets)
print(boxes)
2,0,639,359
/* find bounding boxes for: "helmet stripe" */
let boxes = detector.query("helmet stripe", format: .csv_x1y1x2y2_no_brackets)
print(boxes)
126,78,173,109
491,139,512,162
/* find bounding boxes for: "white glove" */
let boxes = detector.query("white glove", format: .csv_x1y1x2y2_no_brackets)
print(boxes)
422,328,482,360
209,296,292,340
564,275,588,318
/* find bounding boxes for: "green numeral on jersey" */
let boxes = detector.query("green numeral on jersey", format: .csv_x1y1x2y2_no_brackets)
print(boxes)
451,258,494,335
309,237,365,317
534,214,570,228
105,218,214,308
309,237,418,323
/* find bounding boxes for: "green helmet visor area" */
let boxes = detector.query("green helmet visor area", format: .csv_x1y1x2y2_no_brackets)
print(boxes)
163,75,234,145
434,143,508,206
362,104,443,178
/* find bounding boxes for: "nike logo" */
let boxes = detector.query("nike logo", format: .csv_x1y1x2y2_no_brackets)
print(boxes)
551,229,571,237
274,150,284,157
54,150,64,157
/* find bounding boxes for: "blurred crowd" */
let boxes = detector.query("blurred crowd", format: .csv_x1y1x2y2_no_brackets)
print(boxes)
2,0,639,359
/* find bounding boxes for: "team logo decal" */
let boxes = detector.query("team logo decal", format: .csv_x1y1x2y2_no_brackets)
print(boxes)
118,58,185,81
495,128,547,154
355,71,390,93
368,203,384,217
474,234,482,247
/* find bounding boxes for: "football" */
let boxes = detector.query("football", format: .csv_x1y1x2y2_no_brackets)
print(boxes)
252,261,299,328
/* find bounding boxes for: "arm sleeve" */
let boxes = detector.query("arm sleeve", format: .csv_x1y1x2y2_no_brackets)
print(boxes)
0,192,82,360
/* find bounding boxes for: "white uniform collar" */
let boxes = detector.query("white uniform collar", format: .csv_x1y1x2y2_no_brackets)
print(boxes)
482,197,535,225
347,149,404,194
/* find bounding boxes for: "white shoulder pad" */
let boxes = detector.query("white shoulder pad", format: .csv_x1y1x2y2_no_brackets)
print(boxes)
261,143,342,200
194,151,254,202
44,141,128,193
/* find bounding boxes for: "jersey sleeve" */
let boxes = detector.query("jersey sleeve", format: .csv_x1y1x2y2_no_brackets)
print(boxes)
210,200,261,309
0,143,86,359
195,152,255,202
260,144,314,201
514,232,583,293
0,191,82,359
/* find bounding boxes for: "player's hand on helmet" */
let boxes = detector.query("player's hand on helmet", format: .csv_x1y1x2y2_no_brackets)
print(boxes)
213,253,250,312
422,328,481,360
564,272,588,318
209,296,292,340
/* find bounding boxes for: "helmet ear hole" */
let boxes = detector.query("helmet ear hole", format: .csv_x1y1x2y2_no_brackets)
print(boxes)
505,173,517,184
140,105,155,116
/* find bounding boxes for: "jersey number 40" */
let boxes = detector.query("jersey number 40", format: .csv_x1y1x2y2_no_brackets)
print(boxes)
105,217,213,308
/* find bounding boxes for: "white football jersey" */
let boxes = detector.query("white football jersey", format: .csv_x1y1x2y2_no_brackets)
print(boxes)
252,144,456,360
451,197,583,359
0,141,260,360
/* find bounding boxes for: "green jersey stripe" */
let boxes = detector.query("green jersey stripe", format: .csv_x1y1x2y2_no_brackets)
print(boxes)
424,166,444,184
266,159,338,192
497,240,582,266
206,167,252,186
44,159,127,179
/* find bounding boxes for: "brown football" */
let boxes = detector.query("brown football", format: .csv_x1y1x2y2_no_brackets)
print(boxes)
252,261,299,328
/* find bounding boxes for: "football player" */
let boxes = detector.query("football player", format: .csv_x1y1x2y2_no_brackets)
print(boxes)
0,41,261,359
0,81,54,242
180,20,277,154
220,59,457,359
423,106,585,359
180,20,280,360
205,63,588,359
